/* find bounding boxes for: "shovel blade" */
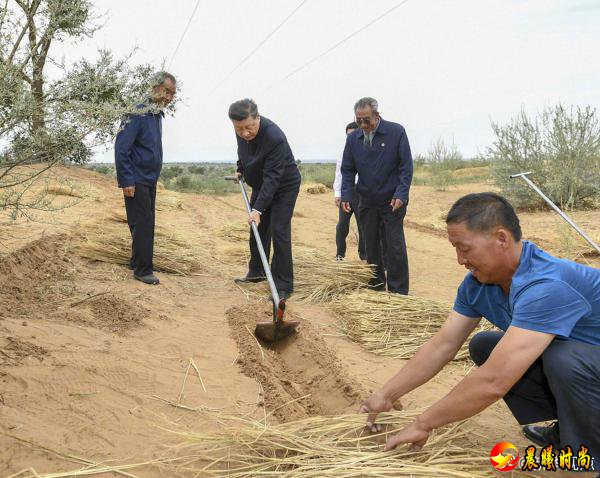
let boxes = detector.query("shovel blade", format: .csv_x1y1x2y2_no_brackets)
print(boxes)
255,320,300,343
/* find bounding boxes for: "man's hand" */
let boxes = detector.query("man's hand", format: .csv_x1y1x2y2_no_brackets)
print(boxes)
385,418,430,451
335,197,341,208
123,186,135,198
234,172,242,183
390,198,404,212
248,209,261,226
359,390,396,433
342,201,352,213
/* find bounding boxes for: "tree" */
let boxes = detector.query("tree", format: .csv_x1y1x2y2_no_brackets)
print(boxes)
487,105,600,209
0,0,172,218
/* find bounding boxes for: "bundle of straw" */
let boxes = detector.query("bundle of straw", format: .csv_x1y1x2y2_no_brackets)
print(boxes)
292,248,374,302
214,243,249,264
216,223,249,242
305,183,327,194
156,192,184,211
46,184,84,198
78,222,205,275
331,289,490,360
173,411,499,477
223,244,373,303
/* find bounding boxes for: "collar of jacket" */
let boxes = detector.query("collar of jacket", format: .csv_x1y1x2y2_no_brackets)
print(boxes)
136,99,165,117
357,117,386,139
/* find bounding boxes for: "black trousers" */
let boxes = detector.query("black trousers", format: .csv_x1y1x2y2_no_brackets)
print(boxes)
124,183,156,277
248,181,300,292
470,331,600,460
359,202,409,294
336,193,365,259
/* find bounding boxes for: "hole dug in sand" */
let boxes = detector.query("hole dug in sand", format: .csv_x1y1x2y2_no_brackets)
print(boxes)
226,303,365,422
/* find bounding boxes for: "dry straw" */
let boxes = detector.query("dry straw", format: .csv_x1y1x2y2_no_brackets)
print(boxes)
46,184,84,198
216,222,249,242
156,193,184,211
223,244,374,303
291,248,374,302
305,183,327,194
170,410,500,477
78,217,205,276
331,289,490,360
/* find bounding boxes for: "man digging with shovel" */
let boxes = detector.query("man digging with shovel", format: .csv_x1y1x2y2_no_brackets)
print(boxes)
228,98,301,302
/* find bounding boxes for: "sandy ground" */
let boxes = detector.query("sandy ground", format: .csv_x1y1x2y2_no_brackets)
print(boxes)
1,166,599,477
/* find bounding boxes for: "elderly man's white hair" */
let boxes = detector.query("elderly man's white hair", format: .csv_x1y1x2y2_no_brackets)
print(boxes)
150,71,176,88
354,97,378,113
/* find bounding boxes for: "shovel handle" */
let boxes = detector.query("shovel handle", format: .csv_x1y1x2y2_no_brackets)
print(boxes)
225,175,282,309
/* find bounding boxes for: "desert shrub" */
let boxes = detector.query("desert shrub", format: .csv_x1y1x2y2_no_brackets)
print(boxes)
90,165,114,176
298,163,336,188
426,139,463,191
487,105,600,209
161,165,184,180
188,165,206,175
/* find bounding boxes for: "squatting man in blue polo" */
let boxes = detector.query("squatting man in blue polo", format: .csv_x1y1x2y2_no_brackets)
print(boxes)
360,192,600,463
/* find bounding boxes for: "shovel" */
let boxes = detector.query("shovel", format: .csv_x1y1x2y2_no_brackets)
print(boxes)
510,172,600,255
225,175,300,342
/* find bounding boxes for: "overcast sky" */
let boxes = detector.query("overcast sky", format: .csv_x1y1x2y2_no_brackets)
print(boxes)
63,0,600,163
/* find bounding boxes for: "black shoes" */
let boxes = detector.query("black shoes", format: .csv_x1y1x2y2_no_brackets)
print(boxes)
134,273,160,285
522,421,560,447
234,275,267,284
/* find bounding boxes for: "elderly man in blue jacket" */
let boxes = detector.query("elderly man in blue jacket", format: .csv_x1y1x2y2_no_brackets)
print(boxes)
341,97,413,294
114,71,176,285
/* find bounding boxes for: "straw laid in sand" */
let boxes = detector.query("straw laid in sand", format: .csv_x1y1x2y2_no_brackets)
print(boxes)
215,223,248,242
78,220,205,276
170,410,499,477
292,248,375,302
155,191,184,211
223,245,374,303
305,183,327,194
45,184,84,198
331,289,491,360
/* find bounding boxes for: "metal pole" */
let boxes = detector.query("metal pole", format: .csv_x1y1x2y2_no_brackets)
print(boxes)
227,177,281,305
510,172,600,255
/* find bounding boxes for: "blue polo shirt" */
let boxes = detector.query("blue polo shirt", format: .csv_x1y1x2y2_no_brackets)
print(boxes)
114,104,164,188
453,241,600,345
340,118,413,206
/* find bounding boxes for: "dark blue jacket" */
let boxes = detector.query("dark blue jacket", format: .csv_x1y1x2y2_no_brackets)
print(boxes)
236,117,301,213
114,105,163,188
340,118,413,206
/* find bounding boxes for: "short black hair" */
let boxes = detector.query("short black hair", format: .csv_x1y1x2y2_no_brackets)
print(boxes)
446,192,522,241
346,121,358,132
228,98,258,121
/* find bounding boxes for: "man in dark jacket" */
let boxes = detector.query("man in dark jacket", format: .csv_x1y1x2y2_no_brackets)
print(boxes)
341,97,413,294
229,99,301,299
114,71,176,285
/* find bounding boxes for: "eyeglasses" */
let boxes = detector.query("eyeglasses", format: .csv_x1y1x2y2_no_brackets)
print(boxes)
355,117,373,125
